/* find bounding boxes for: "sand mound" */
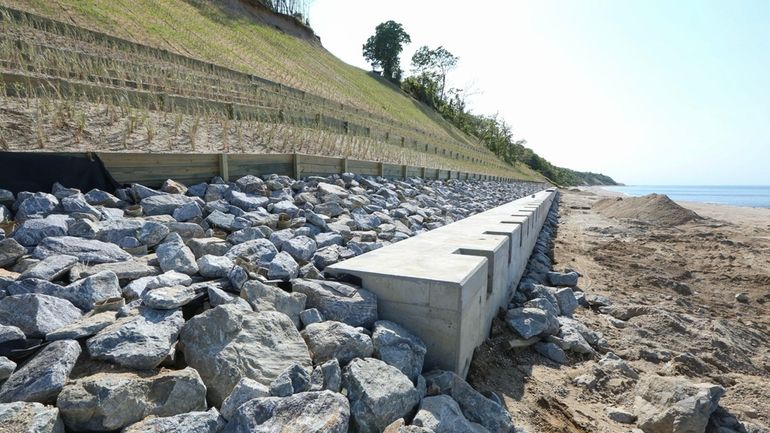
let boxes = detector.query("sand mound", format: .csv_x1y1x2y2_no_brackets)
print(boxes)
593,194,703,226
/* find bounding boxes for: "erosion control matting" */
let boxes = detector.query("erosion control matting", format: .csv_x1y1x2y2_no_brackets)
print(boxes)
0,152,121,194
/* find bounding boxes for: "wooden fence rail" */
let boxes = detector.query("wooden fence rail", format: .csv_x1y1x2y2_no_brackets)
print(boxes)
96,152,529,187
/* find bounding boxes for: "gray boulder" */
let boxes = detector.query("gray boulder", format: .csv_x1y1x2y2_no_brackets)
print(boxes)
0,238,27,267
16,192,59,220
225,238,278,264
315,232,343,248
282,236,317,263
208,286,252,310
302,321,373,365
240,280,306,328
504,307,559,339
269,363,311,397
423,370,514,433
197,254,234,278
70,260,161,284
57,367,207,432
141,194,195,216
372,320,427,383
87,307,184,369
223,390,349,433
300,308,323,327
46,311,117,341
63,270,121,310
84,189,122,207
20,255,78,281
553,287,578,317
0,324,25,343
33,236,132,263
142,283,206,309
413,395,490,433
220,377,270,421
534,341,567,364
228,191,269,211
0,356,15,381
0,401,64,433
0,340,80,404
267,251,299,280
61,194,100,218
547,271,579,287
122,269,192,298
227,227,265,244
156,233,198,275
123,407,225,433
12,215,70,247
189,237,231,258
343,357,420,433
180,305,312,406
309,359,342,392
0,294,82,338
292,279,378,328
138,221,170,247
633,375,724,433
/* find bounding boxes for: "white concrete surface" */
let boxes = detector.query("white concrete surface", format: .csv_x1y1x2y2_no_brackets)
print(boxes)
326,188,557,377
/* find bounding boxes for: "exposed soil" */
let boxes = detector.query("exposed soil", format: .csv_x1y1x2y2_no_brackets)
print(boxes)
469,189,770,432
593,193,704,226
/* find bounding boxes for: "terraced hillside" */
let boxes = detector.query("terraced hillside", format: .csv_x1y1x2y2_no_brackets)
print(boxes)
0,1,544,180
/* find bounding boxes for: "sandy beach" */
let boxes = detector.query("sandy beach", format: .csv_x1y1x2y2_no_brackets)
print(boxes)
468,188,770,433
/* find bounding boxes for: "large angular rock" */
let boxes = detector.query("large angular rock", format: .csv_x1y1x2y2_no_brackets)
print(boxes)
0,356,15,381
413,395,490,433
70,260,161,283
343,358,419,433
269,363,311,397
57,367,207,432
34,236,132,263
553,287,578,317
180,305,312,406
122,270,191,300
225,238,278,264
633,374,724,433
197,254,234,278
20,254,78,281
46,311,116,341
0,340,80,404
547,271,579,287
228,191,269,211
317,182,349,199
0,324,25,344
15,192,59,220
267,251,299,280
156,233,198,275
142,283,207,309
223,390,349,433
141,194,195,216
61,194,100,218
63,270,121,310
0,238,27,268
281,236,317,263
87,307,184,370
240,280,306,328
12,215,70,247
372,320,427,383
504,307,559,339
220,377,270,421
189,237,231,258
423,370,514,433
0,294,82,338
292,279,378,328
123,407,225,433
0,401,64,433
301,321,373,365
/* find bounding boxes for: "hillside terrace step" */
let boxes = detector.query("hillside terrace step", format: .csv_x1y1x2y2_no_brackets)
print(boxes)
327,189,557,377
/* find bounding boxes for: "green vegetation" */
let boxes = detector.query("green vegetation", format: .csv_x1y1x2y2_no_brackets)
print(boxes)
362,21,411,82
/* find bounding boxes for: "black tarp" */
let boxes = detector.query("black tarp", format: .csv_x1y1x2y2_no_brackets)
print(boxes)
0,152,121,194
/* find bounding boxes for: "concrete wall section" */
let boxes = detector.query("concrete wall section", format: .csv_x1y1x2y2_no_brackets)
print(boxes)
326,189,557,377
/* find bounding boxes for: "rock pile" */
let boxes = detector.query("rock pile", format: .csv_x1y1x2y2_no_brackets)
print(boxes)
0,174,542,432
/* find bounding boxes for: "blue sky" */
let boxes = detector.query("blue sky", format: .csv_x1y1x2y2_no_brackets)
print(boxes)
309,0,770,185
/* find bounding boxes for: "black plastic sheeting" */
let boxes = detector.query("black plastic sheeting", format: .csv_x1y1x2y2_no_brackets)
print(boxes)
0,152,121,194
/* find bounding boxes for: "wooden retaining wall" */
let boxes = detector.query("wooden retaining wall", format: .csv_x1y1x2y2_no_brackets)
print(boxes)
96,152,524,187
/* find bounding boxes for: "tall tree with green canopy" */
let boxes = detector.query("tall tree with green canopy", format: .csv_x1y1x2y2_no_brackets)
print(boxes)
411,46,458,100
362,21,411,82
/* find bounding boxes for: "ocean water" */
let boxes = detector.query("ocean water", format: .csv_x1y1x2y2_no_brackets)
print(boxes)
601,185,770,209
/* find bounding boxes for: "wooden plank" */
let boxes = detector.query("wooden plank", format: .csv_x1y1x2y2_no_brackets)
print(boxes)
219,154,229,181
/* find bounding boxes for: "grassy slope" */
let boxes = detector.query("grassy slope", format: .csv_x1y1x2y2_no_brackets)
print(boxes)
3,0,543,181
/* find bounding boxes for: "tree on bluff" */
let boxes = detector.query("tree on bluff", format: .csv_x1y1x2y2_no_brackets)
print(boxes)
362,21,411,82
411,46,458,100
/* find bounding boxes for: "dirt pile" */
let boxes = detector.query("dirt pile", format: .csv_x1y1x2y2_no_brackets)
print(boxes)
593,193,703,226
